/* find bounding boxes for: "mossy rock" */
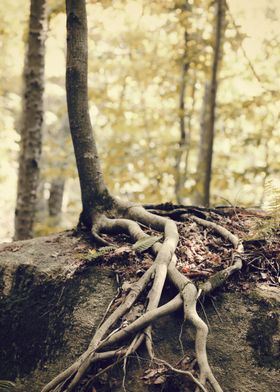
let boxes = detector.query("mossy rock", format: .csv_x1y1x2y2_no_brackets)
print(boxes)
0,232,279,391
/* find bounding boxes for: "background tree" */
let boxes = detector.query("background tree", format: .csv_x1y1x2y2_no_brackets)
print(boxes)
34,114,73,235
194,0,225,206
14,0,47,240
174,1,191,203
47,118,69,220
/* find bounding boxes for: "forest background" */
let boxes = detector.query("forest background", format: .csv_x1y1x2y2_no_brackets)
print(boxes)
0,0,280,241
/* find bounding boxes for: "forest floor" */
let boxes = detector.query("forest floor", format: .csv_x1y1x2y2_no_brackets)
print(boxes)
80,205,279,293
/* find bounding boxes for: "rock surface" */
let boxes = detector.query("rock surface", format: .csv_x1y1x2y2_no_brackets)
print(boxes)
0,231,279,391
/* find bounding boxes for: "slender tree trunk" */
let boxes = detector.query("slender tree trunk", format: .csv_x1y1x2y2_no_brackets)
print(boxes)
66,0,111,227
47,115,69,219
194,0,224,206
174,31,189,204
183,76,196,180
174,1,191,204
14,0,47,240
36,180,48,219
48,178,65,217
194,82,211,205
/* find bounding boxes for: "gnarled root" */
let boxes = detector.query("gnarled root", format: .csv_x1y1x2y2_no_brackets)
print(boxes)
42,202,244,392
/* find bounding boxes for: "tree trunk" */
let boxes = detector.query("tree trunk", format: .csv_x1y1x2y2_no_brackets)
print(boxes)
14,0,47,240
194,82,211,205
48,178,65,217
47,116,69,219
194,0,224,207
66,0,111,227
174,31,189,204
35,180,48,219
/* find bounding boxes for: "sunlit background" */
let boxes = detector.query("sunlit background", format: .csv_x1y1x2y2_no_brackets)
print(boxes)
0,0,279,240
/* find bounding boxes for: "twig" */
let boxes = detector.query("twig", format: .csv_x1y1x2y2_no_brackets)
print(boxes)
154,357,208,392
198,298,211,333
210,298,223,323
178,319,186,357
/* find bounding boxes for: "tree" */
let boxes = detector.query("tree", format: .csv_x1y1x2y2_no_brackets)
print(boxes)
174,2,190,204
48,178,65,216
42,1,245,392
47,116,69,220
14,0,47,240
194,0,225,206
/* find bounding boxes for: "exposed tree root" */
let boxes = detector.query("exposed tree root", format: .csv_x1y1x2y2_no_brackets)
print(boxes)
153,357,208,392
42,202,245,392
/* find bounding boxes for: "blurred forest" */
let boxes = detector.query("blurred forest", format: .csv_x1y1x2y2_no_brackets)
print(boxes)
0,0,280,241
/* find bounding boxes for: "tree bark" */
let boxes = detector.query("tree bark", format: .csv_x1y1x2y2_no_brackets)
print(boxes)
14,0,47,240
47,115,69,219
48,178,65,217
194,0,225,207
174,31,189,204
66,0,111,227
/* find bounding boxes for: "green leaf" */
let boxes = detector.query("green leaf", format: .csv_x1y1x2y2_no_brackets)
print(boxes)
132,235,162,253
86,246,116,261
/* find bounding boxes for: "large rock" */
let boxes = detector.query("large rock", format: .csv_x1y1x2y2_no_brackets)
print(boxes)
0,232,279,391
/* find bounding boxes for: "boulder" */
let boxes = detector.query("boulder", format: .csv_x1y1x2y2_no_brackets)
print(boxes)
0,231,279,391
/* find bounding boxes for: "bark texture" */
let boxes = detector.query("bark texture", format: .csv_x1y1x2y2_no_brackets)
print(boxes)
14,0,47,240
47,116,70,219
194,0,225,206
48,178,65,217
66,0,111,226
174,30,189,204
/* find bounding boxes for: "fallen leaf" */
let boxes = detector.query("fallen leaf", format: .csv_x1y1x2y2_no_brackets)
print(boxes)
153,375,166,384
